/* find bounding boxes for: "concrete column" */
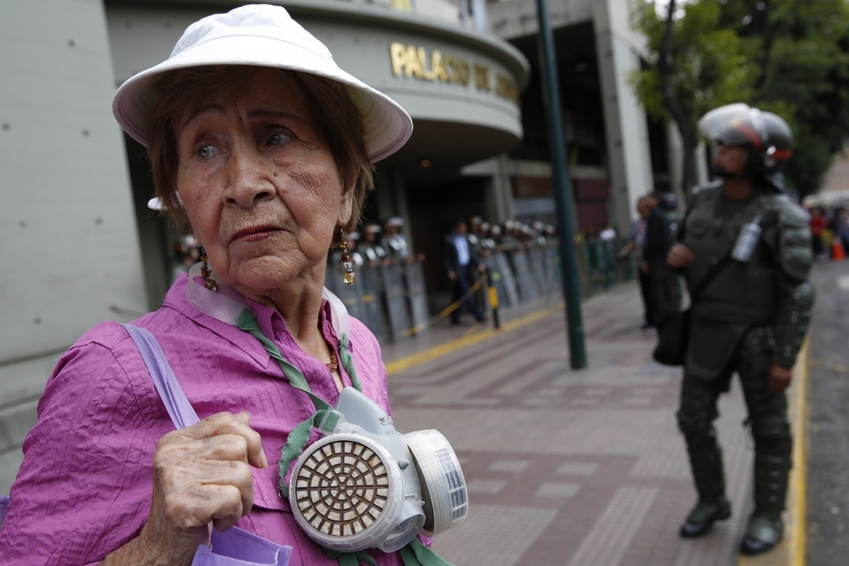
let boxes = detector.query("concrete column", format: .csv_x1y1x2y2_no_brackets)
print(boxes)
491,155,515,221
462,156,515,222
667,122,710,201
391,168,415,246
593,0,655,233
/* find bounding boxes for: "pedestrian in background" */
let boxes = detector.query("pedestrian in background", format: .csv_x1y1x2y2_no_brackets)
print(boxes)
835,208,849,257
444,219,485,325
809,205,827,260
643,192,682,328
619,196,652,329
667,103,814,555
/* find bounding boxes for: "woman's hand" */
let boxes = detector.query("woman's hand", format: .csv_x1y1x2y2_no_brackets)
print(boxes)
103,411,267,565
667,243,695,269
144,411,267,546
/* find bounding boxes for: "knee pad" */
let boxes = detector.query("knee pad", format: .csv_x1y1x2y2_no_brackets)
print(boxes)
677,411,715,439
751,416,791,450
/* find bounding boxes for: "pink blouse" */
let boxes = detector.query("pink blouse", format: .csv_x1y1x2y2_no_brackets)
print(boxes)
0,275,401,565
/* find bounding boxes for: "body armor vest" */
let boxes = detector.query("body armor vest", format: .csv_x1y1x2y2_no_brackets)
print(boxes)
682,184,781,325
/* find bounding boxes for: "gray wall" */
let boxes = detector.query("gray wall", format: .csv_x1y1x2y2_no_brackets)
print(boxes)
0,0,146,493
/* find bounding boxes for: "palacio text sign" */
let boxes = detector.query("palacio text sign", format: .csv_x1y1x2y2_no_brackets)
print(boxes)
389,42,518,104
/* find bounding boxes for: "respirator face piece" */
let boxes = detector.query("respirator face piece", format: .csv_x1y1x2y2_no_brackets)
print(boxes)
289,388,468,553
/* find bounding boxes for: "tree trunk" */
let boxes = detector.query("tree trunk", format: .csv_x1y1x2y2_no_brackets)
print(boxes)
680,129,699,202
753,0,775,91
658,0,699,201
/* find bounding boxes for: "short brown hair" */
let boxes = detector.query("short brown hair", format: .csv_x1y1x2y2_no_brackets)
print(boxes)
147,65,374,232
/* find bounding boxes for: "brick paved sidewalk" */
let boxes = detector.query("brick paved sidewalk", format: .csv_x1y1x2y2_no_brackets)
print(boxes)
382,283,763,566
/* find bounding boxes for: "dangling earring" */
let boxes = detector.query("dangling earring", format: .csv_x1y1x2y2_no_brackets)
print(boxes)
199,247,218,291
337,227,356,286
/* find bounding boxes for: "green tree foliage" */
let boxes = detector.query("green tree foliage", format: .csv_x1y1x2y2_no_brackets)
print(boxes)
632,1,752,120
718,0,849,195
631,0,753,195
633,0,849,197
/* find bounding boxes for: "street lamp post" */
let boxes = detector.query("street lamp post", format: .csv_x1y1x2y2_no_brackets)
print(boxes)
534,0,587,369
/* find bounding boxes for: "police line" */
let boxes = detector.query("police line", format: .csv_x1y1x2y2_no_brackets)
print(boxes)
324,238,636,343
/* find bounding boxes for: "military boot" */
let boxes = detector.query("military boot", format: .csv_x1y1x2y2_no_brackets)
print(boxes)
680,498,732,538
740,453,790,554
680,429,730,538
740,513,783,555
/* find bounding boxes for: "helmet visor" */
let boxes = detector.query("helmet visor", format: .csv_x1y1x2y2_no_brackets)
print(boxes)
698,103,765,148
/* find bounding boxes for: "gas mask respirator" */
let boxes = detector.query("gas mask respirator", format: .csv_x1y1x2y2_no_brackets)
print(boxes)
184,276,468,556
288,387,468,553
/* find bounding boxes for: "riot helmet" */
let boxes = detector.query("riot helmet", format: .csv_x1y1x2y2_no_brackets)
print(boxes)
698,103,793,189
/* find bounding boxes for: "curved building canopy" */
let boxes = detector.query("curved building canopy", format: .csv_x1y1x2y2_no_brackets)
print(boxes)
106,0,530,174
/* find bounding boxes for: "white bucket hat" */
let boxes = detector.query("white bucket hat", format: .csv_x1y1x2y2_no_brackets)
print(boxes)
112,3,412,163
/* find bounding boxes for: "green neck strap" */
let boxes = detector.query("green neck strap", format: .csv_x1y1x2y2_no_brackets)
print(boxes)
235,308,454,566
400,538,455,566
236,308,354,499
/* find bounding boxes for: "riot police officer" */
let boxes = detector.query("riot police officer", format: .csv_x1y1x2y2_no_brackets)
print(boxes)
667,103,814,555
359,223,387,265
384,216,411,261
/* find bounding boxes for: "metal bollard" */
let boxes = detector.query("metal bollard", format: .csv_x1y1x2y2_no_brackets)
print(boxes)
486,267,501,329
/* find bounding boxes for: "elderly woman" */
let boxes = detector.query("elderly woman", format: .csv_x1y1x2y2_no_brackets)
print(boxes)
0,5,463,566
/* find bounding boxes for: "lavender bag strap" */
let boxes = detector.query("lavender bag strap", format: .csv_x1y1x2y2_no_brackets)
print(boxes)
123,324,200,430
122,324,292,566
0,496,10,527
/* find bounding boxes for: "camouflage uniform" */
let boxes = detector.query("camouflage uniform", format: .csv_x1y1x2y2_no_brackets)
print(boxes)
677,180,814,526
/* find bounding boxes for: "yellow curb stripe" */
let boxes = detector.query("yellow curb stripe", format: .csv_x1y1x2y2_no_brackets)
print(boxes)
386,305,561,375
462,323,482,337
791,338,809,566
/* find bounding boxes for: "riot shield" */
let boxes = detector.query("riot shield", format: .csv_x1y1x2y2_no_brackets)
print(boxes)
528,246,547,296
358,264,388,342
545,245,561,292
509,248,538,303
494,251,519,308
404,260,429,335
380,261,411,342
537,245,554,293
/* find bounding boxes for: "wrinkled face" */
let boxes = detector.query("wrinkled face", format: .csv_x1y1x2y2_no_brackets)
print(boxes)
175,68,352,295
713,142,749,177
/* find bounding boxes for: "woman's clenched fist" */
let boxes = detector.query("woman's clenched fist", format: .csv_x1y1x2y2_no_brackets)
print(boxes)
136,411,267,563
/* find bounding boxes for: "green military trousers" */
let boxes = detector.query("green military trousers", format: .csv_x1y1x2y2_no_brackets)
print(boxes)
677,326,792,518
